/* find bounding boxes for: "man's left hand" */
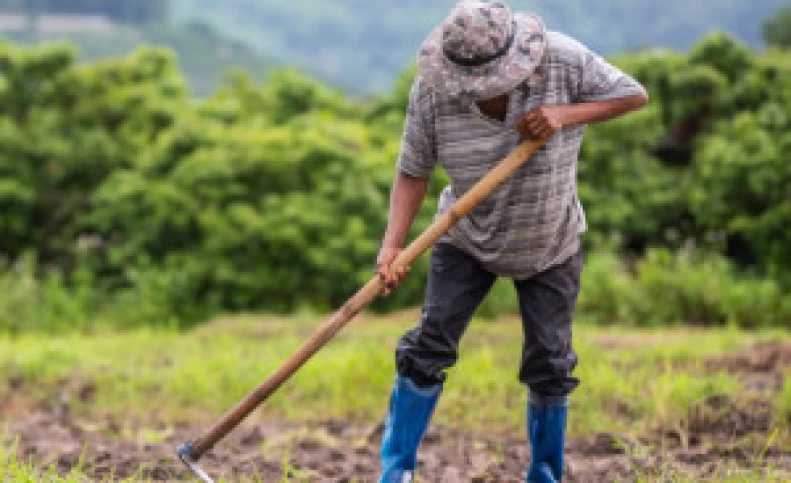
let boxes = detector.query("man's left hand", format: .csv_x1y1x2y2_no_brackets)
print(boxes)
516,106,565,140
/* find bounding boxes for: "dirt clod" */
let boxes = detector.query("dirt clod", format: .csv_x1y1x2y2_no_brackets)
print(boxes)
706,341,791,391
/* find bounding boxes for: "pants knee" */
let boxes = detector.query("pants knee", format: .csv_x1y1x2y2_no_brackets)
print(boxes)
395,328,456,387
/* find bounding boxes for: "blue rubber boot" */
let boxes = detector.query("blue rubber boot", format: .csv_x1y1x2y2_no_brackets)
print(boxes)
526,396,568,483
379,375,442,483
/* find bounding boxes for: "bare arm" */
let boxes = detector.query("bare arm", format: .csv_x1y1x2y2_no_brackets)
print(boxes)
376,171,429,293
516,93,649,139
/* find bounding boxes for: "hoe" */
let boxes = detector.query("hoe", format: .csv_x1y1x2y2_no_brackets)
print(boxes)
177,138,547,482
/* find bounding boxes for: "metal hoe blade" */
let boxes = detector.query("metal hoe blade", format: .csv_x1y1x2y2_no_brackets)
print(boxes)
177,443,214,483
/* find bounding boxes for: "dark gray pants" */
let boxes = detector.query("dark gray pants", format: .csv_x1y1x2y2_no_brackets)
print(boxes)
395,243,582,397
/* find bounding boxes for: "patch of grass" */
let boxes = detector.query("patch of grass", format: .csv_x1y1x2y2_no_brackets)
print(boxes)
1,315,789,481
778,373,791,424
1,437,89,482
0,314,778,437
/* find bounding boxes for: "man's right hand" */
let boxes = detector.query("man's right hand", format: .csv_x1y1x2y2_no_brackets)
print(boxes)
376,171,428,295
376,246,410,296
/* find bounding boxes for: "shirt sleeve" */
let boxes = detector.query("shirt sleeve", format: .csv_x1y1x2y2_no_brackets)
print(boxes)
575,44,647,103
396,78,438,179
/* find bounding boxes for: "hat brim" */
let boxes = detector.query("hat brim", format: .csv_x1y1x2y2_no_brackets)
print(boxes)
417,13,546,101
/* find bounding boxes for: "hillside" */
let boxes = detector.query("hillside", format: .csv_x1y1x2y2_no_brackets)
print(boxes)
1,21,275,96
170,0,787,93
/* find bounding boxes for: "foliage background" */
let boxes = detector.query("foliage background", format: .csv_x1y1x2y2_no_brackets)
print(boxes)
0,3,790,332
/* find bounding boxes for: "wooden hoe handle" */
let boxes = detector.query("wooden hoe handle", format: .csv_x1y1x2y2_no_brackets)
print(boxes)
183,138,546,461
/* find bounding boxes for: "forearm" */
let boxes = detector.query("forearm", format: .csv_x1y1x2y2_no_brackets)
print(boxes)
559,94,648,127
517,93,648,139
382,171,429,248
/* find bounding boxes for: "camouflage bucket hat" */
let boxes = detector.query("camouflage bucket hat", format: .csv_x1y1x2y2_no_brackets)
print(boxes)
417,1,546,101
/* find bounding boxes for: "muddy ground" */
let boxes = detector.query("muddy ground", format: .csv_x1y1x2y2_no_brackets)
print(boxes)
5,342,791,482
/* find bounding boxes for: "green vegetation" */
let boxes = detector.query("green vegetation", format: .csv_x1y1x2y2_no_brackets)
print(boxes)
0,444,88,483
5,248,789,333
0,315,782,434
171,0,787,92
1,315,789,481
0,33,790,330
578,249,791,328
1,5,789,481
764,6,791,48
779,374,791,424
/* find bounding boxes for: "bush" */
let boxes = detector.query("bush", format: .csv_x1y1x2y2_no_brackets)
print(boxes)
1,37,790,330
578,249,791,328
457,247,791,330
0,254,190,334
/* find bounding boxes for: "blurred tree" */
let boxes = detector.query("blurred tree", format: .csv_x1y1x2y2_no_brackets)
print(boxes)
763,6,791,47
0,41,186,268
579,32,791,271
1,34,789,321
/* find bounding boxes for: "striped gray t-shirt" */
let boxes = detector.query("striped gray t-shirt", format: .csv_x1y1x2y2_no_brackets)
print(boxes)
397,31,646,279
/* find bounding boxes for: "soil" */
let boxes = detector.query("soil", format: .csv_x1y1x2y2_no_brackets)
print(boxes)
5,407,789,482
706,341,791,392
4,341,791,482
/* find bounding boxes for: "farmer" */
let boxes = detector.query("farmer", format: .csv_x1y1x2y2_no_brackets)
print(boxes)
375,1,648,482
